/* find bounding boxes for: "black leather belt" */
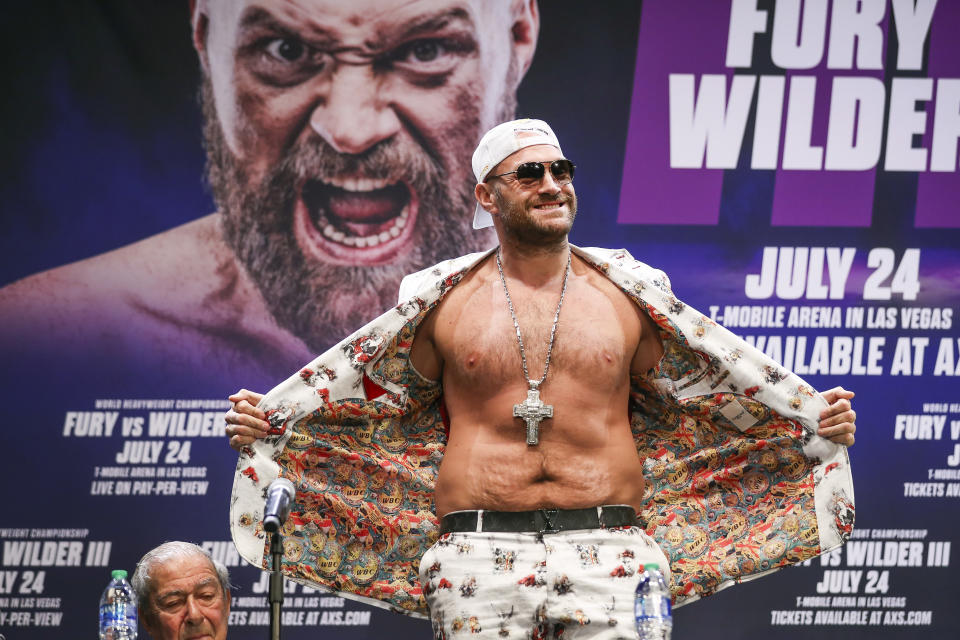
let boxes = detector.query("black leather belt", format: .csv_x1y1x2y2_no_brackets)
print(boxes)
439,506,637,535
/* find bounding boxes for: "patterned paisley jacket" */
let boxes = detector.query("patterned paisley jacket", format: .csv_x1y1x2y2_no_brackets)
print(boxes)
229,246,855,618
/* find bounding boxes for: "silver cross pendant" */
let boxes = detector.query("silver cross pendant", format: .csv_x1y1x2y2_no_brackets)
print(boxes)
513,386,553,445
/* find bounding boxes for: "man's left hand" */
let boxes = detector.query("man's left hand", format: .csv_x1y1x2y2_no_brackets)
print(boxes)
818,386,856,446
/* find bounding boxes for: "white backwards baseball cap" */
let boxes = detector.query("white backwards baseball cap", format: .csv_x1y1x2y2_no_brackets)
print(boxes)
470,118,563,229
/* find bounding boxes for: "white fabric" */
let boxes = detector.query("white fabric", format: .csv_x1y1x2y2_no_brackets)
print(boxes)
420,527,669,639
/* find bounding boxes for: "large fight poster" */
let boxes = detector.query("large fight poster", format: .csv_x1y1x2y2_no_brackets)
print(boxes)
0,2,956,639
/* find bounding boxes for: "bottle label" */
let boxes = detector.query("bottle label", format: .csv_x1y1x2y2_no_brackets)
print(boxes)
635,593,672,620
100,603,137,628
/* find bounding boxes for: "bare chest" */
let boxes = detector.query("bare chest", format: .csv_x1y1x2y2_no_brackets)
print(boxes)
435,276,642,390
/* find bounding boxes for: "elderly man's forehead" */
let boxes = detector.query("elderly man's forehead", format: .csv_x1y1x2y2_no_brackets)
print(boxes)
151,555,220,593
215,0,509,44
155,574,220,598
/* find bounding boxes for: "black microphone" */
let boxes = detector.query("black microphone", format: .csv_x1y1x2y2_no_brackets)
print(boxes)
262,478,296,533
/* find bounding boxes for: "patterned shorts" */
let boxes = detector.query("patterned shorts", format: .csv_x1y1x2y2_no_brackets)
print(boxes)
419,524,670,640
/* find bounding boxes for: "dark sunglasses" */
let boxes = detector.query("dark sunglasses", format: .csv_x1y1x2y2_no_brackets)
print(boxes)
488,159,575,185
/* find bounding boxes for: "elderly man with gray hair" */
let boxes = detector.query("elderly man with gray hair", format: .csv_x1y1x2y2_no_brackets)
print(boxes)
132,541,232,640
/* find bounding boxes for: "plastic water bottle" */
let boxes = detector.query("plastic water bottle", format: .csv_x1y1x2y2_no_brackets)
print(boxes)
99,569,138,639
634,563,672,640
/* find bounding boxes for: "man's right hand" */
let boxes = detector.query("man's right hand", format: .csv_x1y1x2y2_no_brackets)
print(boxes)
225,389,268,451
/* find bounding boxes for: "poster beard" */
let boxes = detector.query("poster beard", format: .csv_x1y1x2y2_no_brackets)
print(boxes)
202,79,510,352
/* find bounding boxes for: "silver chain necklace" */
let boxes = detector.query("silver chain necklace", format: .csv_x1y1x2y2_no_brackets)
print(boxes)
495,248,571,445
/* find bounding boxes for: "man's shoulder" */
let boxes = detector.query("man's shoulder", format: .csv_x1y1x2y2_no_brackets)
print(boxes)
397,249,495,301
2,214,223,289
573,246,632,261
572,246,669,285
0,213,310,379
0,214,255,337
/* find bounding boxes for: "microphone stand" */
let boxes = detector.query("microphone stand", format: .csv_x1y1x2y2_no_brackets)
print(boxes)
263,477,295,640
269,530,284,640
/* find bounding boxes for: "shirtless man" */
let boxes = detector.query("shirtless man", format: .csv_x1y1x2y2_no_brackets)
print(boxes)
225,119,857,637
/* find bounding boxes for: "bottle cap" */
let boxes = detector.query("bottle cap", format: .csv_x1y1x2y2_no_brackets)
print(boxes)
644,563,660,570
111,569,128,580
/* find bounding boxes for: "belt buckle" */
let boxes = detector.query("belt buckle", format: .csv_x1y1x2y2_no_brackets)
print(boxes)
538,508,560,534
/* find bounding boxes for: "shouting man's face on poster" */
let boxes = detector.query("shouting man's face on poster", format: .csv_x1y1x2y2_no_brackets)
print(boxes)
191,0,539,349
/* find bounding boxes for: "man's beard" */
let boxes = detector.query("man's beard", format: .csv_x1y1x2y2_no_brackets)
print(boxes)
201,79,512,351
495,187,578,248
